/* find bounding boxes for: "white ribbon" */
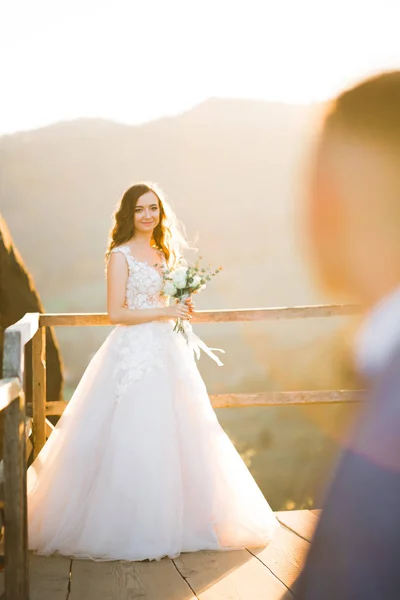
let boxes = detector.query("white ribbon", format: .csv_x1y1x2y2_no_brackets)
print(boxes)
176,295,224,366
185,324,225,366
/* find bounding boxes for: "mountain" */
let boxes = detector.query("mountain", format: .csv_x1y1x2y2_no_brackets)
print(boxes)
0,99,316,303
0,98,358,508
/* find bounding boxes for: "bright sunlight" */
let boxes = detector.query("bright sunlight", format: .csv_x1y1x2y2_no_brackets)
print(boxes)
1,0,400,135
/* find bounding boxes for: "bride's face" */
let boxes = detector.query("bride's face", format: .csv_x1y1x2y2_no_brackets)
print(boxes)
134,191,160,234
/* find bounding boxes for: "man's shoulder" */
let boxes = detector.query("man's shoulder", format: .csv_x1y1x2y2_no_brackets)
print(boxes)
355,346,400,471
369,344,400,415
376,343,400,388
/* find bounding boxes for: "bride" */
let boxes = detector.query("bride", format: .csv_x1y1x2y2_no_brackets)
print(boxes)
27,182,278,561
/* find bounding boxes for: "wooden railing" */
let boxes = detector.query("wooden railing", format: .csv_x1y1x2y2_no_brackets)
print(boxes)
1,302,363,599
31,303,363,451
39,303,360,326
1,313,39,600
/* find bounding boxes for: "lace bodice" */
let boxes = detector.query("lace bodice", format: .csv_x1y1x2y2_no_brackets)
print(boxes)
108,245,222,402
110,245,168,310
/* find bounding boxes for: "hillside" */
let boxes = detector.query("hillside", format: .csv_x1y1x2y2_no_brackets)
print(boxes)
0,98,359,508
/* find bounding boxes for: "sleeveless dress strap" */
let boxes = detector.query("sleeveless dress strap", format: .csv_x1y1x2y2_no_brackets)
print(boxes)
110,246,133,268
110,245,129,257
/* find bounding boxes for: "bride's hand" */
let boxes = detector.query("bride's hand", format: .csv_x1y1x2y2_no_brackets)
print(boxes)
163,303,191,319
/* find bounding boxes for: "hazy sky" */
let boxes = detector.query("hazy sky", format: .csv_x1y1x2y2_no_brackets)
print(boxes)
1,0,400,135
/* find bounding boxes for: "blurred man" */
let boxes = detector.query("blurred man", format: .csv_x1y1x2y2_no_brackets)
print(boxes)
295,71,400,599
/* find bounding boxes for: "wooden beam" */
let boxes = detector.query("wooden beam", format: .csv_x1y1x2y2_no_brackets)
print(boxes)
32,327,47,458
3,313,39,348
40,313,110,327
4,394,29,600
2,313,39,386
193,304,361,323
0,378,22,412
3,331,24,381
43,389,362,418
43,401,68,416
210,390,363,408
39,304,361,327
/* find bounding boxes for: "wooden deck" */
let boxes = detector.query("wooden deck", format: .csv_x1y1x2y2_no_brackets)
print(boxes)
0,510,318,599
3,311,350,598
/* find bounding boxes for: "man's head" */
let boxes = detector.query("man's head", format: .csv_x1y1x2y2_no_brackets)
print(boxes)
308,71,400,307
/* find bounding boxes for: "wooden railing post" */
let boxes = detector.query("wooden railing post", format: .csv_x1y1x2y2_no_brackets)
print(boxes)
32,326,46,458
1,315,39,600
4,391,29,600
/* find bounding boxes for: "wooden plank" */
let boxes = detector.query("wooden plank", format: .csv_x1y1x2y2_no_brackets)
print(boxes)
193,304,361,322
3,331,23,381
44,401,68,416
276,510,319,543
32,327,47,458
0,555,70,599
0,378,21,412
4,394,29,600
40,313,110,327
29,554,71,600
173,549,291,599
69,558,195,600
43,389,362,419
39,303,361,327
249,523,310,592
3,314,39,381
4,314,39,347
210,390,363,408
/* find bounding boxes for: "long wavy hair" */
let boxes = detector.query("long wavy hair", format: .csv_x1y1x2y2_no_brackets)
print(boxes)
105,183,187,267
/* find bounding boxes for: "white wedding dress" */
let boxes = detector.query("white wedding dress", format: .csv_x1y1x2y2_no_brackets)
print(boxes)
27,245,278,561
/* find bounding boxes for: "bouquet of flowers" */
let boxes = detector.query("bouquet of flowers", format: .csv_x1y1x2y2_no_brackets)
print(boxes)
160,257,222,335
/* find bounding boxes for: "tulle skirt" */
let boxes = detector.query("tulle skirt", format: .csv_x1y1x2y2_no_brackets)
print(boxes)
27,321,278,561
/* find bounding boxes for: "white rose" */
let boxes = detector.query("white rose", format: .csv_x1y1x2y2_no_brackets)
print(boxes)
163,281,177,297
191,275,202,289
172,268,188,289
174,277,187,290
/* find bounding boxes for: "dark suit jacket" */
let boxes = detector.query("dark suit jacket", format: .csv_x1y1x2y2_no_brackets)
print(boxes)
295,347,400,600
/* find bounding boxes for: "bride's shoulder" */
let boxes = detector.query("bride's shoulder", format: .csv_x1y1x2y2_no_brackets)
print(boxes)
110,244,129,256
108,246,131,270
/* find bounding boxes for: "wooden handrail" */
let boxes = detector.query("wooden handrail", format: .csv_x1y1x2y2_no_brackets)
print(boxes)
0,378,22,412
210,390,363,408
3,313,39,347
3,313,39,381
39,303,361,327
41,389,362,417
0,302,362,600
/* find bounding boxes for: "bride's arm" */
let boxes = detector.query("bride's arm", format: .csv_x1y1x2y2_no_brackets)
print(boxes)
107,252,189,325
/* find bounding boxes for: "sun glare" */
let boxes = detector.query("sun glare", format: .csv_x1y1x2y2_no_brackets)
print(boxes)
1,0,399,134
